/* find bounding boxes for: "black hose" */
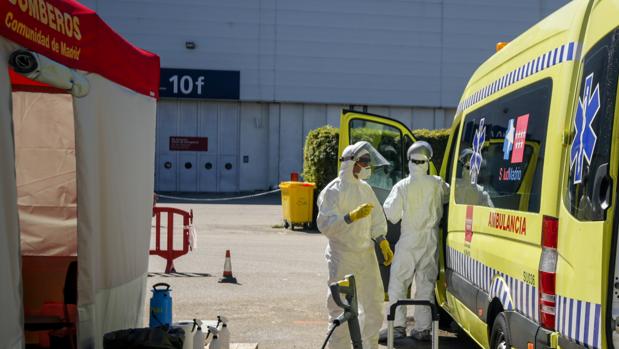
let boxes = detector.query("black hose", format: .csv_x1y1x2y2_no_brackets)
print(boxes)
321,323,339,349
150,309,166,327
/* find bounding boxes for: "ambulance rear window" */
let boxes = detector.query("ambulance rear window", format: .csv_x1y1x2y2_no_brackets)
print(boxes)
455,78,552,212
564,30,619,221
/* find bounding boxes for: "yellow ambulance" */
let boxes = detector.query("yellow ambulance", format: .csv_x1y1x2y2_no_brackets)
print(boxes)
339,0,619,348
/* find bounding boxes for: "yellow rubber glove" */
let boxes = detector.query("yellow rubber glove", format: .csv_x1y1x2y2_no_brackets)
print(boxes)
346,203,374,223
379,239,394,266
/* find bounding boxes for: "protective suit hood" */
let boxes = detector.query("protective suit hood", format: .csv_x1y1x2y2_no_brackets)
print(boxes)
340,141,389,174
339,144,360,183
407,141,433,161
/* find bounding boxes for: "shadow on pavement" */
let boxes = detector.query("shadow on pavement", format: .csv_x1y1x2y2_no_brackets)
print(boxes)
379,332,478,349
284,226,321,234
155,191,282,205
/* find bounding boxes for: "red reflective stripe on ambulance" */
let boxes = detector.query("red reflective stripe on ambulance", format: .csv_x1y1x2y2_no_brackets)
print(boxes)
465,205,473,242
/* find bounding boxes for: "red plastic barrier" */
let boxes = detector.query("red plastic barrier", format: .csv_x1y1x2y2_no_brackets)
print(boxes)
150,207,194,273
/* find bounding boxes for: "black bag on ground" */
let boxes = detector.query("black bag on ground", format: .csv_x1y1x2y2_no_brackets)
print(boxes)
103,326,184,349
49,328,73,349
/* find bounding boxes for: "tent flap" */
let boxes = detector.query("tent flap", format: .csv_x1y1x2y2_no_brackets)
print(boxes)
0,37,25,349
14,91,77,256
74,74,156,348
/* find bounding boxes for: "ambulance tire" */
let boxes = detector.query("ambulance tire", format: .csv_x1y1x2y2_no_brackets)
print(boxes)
489,313,512,349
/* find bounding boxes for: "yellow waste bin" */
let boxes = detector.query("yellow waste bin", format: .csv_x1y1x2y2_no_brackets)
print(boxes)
279,181,316,230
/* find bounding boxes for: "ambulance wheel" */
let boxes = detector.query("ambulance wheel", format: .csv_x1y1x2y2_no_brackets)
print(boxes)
283,220,290,229
490,313,512,349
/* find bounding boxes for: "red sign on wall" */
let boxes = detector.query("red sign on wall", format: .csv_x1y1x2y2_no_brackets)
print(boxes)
169,137,208,151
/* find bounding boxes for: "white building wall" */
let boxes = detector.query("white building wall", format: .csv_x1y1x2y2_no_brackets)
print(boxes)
81,0,567,108
81,0,568,192
156,100,457,192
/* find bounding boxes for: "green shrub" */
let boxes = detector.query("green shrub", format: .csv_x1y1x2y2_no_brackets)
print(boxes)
350,128,401,148
302,126,340,192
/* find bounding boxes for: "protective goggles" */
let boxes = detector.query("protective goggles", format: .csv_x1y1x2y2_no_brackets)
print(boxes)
409,159,428,165
356,155,372,165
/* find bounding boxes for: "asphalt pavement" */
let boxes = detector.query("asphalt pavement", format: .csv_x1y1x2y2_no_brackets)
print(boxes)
147,192,478,349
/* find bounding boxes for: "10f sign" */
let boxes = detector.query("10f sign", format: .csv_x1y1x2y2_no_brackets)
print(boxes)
168,74,205,95
160,68,240,99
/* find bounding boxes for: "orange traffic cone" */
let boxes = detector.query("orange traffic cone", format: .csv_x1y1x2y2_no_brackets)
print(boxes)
218,250,238,284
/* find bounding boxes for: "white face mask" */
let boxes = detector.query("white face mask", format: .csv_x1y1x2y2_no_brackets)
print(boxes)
358,166,372,180
408,160,428,176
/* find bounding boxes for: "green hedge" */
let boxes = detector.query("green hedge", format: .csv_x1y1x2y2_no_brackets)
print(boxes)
302,126,340,191
302,125,450,195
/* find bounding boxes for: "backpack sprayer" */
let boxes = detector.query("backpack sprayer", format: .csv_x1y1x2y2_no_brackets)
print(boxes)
321,274,363,349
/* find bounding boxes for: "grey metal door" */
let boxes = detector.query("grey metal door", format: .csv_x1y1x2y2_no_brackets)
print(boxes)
199,154,217,192
177,103,198,191
156,100,241,193
218,103,239,192
198,103,219,192
218,155,238,192
156,102,179,191
178,153,198,192
157,154,176,192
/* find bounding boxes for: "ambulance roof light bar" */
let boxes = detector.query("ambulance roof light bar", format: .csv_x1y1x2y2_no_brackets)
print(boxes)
496,42,509,52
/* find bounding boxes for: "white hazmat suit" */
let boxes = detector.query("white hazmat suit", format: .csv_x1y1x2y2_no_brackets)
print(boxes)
455,149,494,207
383,143,449,338
317,143,389,349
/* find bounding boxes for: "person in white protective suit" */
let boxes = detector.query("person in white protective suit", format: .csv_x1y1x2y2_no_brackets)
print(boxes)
317,141,395,349
379,141,449,341
455,148,494,207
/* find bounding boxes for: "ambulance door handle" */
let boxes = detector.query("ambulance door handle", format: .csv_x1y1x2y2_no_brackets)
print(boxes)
592,163,612,212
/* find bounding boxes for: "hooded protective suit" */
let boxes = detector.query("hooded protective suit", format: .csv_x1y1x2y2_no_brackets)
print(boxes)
317,143,388,349
383,149,449,334
455,174,494,207
455,149,494,207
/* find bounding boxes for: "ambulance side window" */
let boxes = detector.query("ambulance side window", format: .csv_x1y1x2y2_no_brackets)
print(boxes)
455,79,552,212
564,30,619,221
349,119,404,193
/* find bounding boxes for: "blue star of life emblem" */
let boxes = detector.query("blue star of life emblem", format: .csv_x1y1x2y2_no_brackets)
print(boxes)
470,118,486,185
570,73,600,184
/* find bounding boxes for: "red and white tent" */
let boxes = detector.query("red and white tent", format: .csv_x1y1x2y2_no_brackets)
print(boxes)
0,1,159,348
